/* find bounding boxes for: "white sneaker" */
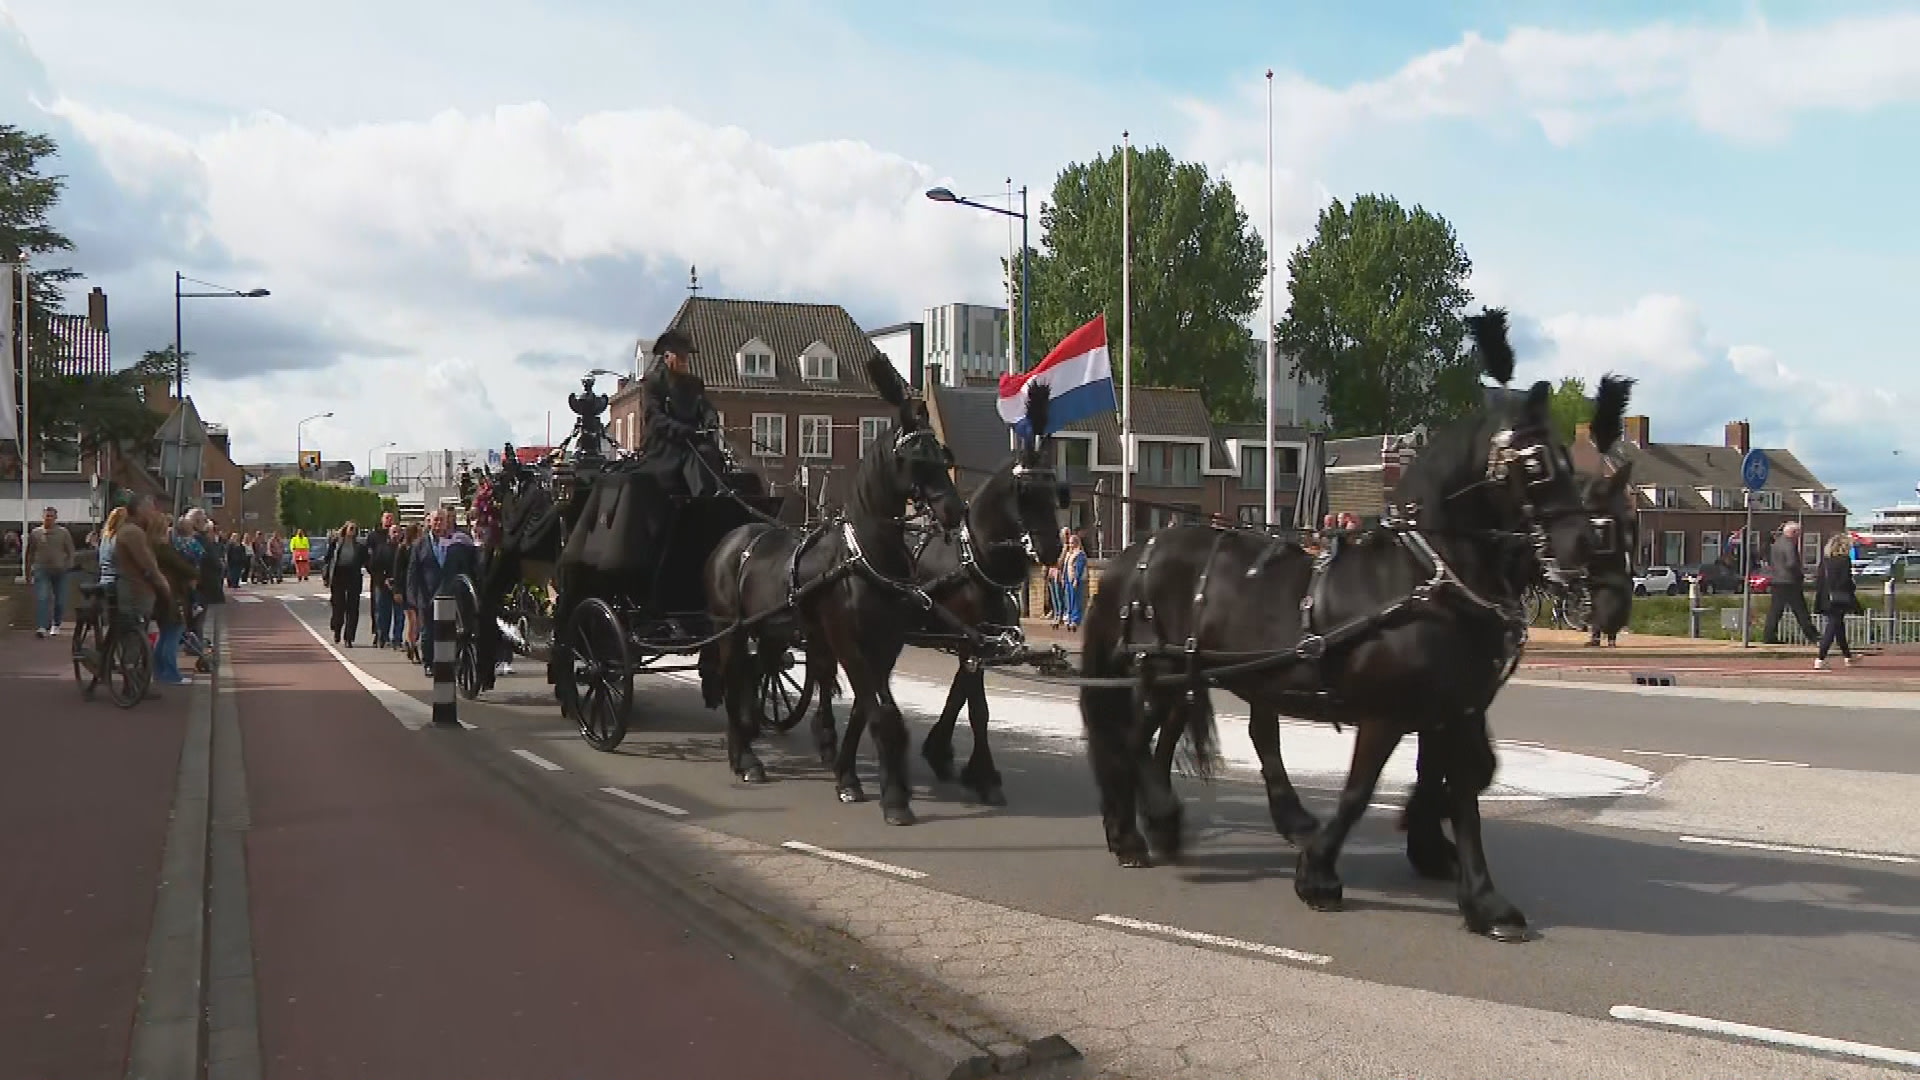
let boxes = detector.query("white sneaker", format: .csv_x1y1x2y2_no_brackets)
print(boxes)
1813,658,1829,670
48,625,60,638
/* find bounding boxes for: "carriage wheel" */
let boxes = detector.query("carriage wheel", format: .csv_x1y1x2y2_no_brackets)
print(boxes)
561,598,634,752
759,649,808,734
451,575,484,699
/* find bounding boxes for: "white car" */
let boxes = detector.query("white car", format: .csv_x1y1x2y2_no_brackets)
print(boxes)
1633,565,1682,596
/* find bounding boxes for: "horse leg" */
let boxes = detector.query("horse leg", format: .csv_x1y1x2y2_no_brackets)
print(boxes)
956,663,1005,806
920,657,966,783
1139,692,1188,861
1443,711,1529,941
724,641,767,783
1248,700,1319,844
1082,682,1147,866
806,646,841,768
833,693,869,804
1294,720,1400,912
1401,729,1459,881
868,675,917,826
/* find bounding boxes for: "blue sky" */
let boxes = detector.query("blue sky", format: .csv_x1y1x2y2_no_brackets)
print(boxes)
2,0,1917,514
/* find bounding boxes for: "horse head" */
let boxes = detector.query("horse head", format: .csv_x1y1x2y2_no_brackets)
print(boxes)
859,355,966,530
970,383,1070,567
1396,308,1598,582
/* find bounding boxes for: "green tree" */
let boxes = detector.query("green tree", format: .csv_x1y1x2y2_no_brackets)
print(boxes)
1547,376,1594,446
1010,144,1267,422
1277,194,1479,435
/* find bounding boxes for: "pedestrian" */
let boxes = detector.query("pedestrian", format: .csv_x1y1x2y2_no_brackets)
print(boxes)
1762,521,1819,645
366,513,397,647
143,505,199,687
98,501,175,692
326,520,368,646
290,528,311,581
1062,531,1087,631
410,510,454,675
1046,526,1069,627
395,521,422,661
26,505,76,638
1812,532,1860,670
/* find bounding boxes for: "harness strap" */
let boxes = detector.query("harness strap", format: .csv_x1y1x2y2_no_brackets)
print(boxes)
1184,529,1231,702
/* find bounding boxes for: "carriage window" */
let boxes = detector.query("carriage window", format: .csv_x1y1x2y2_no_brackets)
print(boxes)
752,414,786,457
859,417,890,457
799,416,832,459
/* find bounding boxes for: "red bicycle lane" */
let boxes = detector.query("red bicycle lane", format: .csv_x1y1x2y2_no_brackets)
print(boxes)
223,598,908,1080
0,626,191,1080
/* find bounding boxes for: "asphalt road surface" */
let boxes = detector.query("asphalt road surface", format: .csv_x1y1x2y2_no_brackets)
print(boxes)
269,585,1920,1072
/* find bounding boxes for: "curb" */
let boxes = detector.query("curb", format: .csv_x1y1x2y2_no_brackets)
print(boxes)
422,721,1086,1080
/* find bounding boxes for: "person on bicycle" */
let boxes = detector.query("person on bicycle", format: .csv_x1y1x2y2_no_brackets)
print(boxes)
98,496,178,688
638,328,726,497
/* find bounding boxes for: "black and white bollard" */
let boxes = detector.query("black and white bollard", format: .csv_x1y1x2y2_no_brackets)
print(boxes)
432,594,459,726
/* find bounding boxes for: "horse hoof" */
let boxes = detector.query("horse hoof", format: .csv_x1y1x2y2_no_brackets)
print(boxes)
740,766,768,784
1295,880,1344,912
836,785,866,804
1116,851,1151,869
922,751,956,783
1464,900,1533,942
976,785,1008,808
1274,808,1321,846
883,805,917,827
1407,836,1460,882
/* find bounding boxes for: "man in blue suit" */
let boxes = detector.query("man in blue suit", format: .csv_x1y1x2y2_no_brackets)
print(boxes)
409,509,473,676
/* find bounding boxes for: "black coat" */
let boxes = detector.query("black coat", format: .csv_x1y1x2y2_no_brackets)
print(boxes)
638,363,725,496
1813,554,1859,615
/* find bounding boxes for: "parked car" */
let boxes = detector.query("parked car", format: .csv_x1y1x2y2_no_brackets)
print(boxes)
1685,562,1744,594
1633,565,1683,596
1746,570,1771,593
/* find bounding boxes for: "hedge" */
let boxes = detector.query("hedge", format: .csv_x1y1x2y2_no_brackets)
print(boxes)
276,478,396,535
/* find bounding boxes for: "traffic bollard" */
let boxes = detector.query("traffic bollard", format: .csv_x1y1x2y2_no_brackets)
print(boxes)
1688,579,1702,639
432,594,459,726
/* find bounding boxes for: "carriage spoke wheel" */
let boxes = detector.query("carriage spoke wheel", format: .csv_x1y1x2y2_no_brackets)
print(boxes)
759,651,807,734
456,638,483,699
565,599,634,752
453,575,484,699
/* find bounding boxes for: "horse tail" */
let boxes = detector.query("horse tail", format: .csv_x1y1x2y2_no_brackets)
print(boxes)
698,640,726,709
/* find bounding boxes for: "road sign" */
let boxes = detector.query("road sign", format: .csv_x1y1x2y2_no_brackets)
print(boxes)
1741,448,1770,492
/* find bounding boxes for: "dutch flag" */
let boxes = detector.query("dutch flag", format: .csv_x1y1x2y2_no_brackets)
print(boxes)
997,314,1118,439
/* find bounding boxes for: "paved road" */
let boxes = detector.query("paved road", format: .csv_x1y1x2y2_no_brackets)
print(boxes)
222,598,907,1079
0,628,191,1080
275,585,1920,1072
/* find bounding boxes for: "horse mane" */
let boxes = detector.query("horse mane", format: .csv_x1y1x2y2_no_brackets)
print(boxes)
1392,413,1495,524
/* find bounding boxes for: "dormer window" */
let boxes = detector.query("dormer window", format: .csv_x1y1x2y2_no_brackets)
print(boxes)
737,337,775,379
799,341,838,381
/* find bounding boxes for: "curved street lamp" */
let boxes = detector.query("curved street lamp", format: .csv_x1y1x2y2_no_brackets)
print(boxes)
926,185,1030,375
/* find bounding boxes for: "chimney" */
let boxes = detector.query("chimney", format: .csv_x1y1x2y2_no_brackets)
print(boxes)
1623,415,1650,448
1724,420,1750,455
142,377,174,415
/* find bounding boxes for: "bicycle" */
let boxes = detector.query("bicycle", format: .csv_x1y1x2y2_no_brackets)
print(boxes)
71,581,154,708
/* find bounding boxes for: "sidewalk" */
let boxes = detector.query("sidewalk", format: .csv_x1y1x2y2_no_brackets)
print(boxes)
0,625,195,1080
217,597,910,1078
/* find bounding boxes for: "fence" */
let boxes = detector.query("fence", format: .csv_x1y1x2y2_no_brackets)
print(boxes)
1769,610,1920,647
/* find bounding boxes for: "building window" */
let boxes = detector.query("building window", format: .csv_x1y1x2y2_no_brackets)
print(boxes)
740,349,775,378
751,414,786,457
1139,443,1200,487
799,415,832,459
202,478,226,509
800,350,838,381
40,435,81,474
1700,531,1721,565
1055,438,1092,483
1238,446,1266,491
859,417,890,458
1750,489,1781,511
1803,532,1821,566
1805,491,1835,512
1662,531,1685,566
1275,446,1301,476
1237,504,1267,525
1134,501,1201,534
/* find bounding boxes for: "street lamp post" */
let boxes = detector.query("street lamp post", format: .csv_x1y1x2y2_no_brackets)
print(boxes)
367,441,396,484
297,412,333,477
172,272,271,511
925,185,1030,375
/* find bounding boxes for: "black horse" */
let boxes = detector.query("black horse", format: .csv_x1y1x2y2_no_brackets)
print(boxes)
795,384,1071,807
1078,309,1608,942
469,449,571,693
699,356,967,825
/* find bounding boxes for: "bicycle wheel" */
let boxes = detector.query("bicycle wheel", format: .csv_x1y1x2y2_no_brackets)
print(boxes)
106,626,154,709
71,616,100,699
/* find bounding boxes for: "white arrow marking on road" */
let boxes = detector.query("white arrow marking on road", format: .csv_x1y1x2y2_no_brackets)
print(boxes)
1093,914,1332,966
510,749,563,772
780,841,927,880
1620,749,1811,768
1676,834,1915,865
601,787,688,817
1609,1005,1920,1068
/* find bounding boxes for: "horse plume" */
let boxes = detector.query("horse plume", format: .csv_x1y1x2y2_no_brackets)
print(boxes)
866,354,907,409
1022,383,1053,454
1466,307,1516,386
1589,374,1635,453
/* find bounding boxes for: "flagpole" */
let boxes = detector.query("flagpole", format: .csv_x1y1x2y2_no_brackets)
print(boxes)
1263,68,1276,529
1007,177,1017,453
1120,131,1133,552
16,265,31,583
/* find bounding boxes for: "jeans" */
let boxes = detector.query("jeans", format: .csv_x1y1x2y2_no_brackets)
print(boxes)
372,585,394,643
154,621,186,683
33,570,67,630
1817,612,1853,660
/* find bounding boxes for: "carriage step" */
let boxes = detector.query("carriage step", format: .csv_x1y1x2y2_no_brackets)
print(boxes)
1631,670,1677,687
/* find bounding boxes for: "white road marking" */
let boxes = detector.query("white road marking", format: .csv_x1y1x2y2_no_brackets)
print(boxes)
1619,749,1811,768
1676,834,1916,865
457,719,478,730
279,601,432,730
1093,914,1332,966
232,594,264,604
1609,1005,1920,1069
602,787,689,817
780,840,927,880
511,749,563,772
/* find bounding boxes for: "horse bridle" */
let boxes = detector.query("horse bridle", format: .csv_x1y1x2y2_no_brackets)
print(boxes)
892,426,958,521
1006,460,1073,563
1479,423,1590,585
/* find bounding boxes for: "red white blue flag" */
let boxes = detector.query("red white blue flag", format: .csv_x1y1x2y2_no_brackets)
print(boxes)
996,314,1117,439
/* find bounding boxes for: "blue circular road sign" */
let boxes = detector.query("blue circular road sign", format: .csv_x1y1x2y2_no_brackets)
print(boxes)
1741,448,1771,492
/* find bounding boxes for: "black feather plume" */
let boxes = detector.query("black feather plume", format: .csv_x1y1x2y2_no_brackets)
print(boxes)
866,354,906,408
1466,307,1516,386
1590,373,1635,453
1023,383,1052,451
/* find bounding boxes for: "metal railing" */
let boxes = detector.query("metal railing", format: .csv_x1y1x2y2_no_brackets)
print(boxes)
1770,611,1920,646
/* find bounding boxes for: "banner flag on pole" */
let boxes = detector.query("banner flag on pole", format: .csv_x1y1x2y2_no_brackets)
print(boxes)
0,265,18,443
996,314,1117,439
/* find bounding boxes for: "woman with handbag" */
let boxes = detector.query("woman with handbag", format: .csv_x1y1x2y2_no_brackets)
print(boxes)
1813,533,1860,670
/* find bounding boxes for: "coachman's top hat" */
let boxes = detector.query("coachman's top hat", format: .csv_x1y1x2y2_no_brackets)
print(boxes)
653,329,698,358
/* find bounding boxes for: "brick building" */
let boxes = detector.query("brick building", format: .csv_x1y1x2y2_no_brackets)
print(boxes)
607,297,900,515
1570,416,1846,572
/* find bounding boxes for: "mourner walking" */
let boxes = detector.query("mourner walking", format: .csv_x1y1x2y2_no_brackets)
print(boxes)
327,520,369,646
